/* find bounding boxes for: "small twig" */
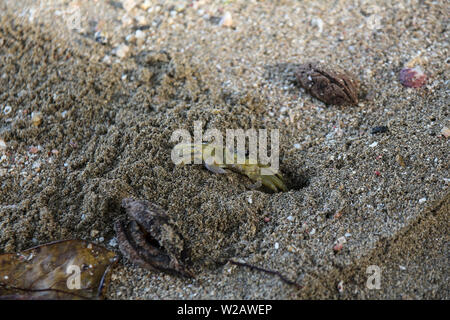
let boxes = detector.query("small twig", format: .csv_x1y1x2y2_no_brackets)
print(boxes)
227,259,303,290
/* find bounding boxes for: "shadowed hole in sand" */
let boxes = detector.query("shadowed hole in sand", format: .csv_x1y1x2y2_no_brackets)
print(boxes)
282,168,310,191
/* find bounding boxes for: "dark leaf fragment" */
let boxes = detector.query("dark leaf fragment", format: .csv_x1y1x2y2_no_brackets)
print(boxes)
0,240,118,300
114,198,192,278
296,62,359,106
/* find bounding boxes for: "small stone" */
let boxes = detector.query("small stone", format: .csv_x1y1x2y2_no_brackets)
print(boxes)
337,280,344,293
219,12,233,27
114,44,130,59
399,265,406,271
264,217,270,223
135,29,146,39
94,31,108,45
333,243,343,252
0,138,6,150
309,228,316,235
399,66,427,88
287,215,294,221
418,197,427,204
29,146,39,154
311,17,323,34
333,236,347,252
337,236,347,244
287,245,296,253
102,55,112,64
293,143,301,149
90,229,100,237
122,0,137,12
135,15,147,26
440,126,450,138
140,0,151,11
371,126,388,134
369,141,378,148
3,105,12,115
31,111,43,127
396,154,406,167
274,242,279,250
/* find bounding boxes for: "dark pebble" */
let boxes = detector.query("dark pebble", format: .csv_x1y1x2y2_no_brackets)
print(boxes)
371,126,389,134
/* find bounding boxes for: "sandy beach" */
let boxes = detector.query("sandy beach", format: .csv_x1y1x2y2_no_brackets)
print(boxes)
0,0,448,299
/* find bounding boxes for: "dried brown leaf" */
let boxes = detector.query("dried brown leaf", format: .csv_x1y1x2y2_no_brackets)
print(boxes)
0,240,118,300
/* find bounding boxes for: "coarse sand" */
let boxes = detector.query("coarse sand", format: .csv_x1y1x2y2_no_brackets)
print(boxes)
0,0,448,299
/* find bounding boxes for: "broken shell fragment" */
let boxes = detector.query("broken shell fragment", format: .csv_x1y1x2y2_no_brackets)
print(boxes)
399,66,427,88
31,111,43,127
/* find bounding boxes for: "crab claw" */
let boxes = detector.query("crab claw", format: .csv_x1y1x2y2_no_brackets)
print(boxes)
260,173,288,192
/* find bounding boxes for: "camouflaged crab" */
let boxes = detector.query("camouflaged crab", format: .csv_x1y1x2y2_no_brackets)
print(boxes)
173,143,288,193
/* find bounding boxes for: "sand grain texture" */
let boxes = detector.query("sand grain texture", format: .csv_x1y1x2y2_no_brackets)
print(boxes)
0,0,448,299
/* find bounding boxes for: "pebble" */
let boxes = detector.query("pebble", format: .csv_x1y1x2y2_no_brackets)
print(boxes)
418,197,427,204
3,105,12,115
399,66,427,88
441,126,450,138
309,228,316,235
333,236,347,252
0,138,6,150
219,12,233,27
114,44,130,58
311,17,324,34
274,242,279,250
90,229,99,237
94,31,108,45
135,29,146,39
371,126,388,134
369,141,378,148
31,111,43,127
140,0,151,11
287,215,294,221
337,280,344,293
396,154,406,167
293,143,301,149
109,238,118,247
399,265,406,271
29,146,39,154
122,0,138,12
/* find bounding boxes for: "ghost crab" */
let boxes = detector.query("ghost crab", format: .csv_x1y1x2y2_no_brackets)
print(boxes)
173,143,288,193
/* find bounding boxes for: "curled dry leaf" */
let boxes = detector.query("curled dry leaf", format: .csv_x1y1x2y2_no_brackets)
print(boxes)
296,62,359,106
114,198,193,277
0,240,118,300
